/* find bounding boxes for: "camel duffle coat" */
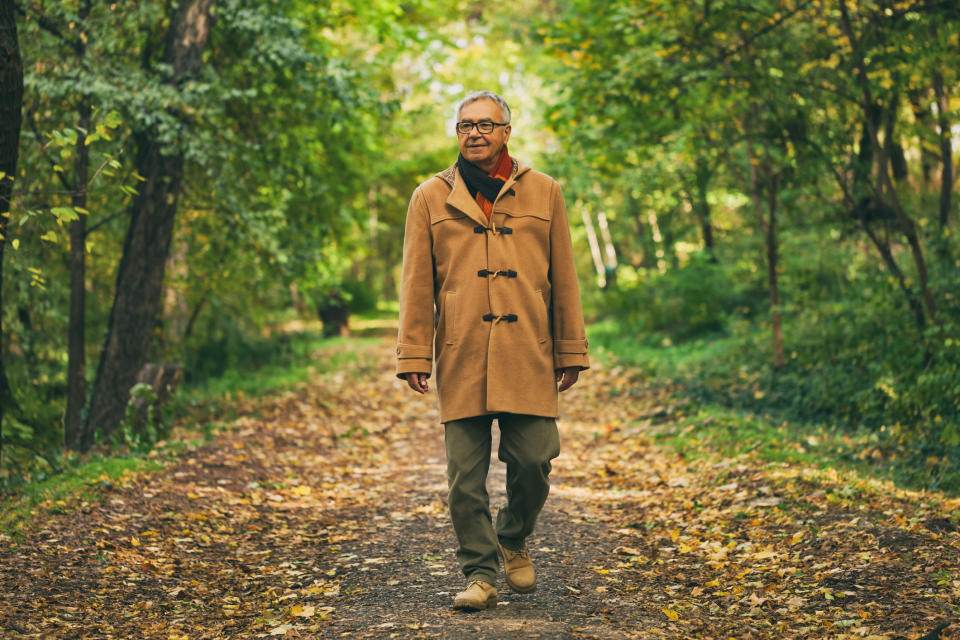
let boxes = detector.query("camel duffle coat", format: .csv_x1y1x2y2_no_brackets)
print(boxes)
396,159,590,423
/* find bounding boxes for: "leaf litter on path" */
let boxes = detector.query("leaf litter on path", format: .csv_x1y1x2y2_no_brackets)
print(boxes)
1,337,958,639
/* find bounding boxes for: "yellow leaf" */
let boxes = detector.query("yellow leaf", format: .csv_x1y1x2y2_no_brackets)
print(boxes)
130,537,140,547
662,608,679,621
291,485,311,496
705,579,720,588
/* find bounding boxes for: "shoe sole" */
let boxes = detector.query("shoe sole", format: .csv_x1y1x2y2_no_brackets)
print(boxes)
504,577,537,594
453,594,497,611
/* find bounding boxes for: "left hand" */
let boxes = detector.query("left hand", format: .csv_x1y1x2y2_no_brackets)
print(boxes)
555,366,581,392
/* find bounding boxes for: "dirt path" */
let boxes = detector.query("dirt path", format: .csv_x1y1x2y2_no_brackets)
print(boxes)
2,338,959,639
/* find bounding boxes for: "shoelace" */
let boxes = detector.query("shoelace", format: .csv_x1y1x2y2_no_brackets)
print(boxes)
504,547,529,560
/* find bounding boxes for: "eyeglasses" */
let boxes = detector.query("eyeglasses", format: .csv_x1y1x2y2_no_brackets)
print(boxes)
456,120,508,134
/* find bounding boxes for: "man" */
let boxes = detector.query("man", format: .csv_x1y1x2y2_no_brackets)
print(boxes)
395,91,589,611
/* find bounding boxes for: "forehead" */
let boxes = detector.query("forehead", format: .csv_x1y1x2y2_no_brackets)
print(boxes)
459,98,502,121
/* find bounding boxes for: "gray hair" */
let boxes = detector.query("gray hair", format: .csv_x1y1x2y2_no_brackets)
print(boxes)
456,91,512,124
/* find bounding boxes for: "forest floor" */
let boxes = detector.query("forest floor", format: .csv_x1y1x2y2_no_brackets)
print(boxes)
2,337,960,639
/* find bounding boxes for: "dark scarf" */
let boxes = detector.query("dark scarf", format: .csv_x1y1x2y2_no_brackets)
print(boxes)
457,146,513,208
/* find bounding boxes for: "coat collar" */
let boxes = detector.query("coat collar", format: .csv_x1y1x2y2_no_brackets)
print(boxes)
437,159,530,227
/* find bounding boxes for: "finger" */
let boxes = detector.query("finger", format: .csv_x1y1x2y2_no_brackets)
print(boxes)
559,370,579,392
406,375,425,394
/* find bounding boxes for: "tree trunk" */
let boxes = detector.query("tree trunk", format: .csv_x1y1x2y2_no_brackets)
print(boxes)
743,112,785,369
860,221,926,329
839,0,937,326
64,0,91,448
933,70,952,230
64,99,90,449
765,178,784,368
318,291,350,338
0,0,24,461
694,155,716,259
84,0,215,447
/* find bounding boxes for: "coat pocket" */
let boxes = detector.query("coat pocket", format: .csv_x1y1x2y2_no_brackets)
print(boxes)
443,291,457,345
535,289,549,344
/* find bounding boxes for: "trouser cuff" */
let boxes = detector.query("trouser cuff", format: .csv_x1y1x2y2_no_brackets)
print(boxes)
465,571,497,586
497,536,525,552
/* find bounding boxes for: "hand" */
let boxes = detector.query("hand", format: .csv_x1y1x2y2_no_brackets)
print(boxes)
555,367,580,392
404,372,430,394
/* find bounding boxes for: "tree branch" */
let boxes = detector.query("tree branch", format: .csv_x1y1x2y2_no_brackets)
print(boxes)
13,1,83,56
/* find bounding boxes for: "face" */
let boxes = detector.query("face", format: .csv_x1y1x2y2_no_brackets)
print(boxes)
457,98,511,171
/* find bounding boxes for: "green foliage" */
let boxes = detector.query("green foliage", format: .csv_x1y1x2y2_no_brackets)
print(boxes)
601,252,751,342
113,383,170,454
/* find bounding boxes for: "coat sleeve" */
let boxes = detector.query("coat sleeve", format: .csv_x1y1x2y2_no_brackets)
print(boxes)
548,180,590,371
396,187,435,379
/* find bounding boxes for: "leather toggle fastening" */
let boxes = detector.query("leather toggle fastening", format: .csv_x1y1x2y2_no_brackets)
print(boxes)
474,225,486,233
477,269,517,278
474,225,513,235
482,313,518,323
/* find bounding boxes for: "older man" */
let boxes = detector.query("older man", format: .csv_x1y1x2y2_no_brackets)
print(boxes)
396,90,589,611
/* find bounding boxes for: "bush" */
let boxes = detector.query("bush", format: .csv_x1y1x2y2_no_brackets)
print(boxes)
600,252,754,342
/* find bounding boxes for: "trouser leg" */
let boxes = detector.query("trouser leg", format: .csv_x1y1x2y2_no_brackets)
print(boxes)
494,414,561,551
444,414,498,584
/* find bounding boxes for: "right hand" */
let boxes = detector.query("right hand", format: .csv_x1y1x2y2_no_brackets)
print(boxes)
404,372,430,394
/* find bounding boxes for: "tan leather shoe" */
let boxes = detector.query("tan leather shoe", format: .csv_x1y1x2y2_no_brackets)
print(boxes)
498,542,536,593
453,579,497,610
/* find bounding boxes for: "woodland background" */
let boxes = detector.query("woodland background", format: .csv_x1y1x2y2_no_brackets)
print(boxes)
1,0,959,491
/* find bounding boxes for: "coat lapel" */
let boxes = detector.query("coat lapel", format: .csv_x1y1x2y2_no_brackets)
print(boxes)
490,164,531,230
445,166,488,228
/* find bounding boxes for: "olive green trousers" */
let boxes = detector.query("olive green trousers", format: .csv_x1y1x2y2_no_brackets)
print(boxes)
443,413,561,585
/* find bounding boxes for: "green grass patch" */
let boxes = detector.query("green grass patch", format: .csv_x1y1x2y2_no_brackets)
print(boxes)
183,332,383,405
587,320,960,494
1,455,164,542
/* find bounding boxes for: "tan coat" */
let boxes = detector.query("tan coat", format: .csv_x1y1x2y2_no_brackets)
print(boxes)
396,160,589,423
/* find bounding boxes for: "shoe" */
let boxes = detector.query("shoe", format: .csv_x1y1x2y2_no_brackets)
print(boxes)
498,542,536,593
453,579,497,610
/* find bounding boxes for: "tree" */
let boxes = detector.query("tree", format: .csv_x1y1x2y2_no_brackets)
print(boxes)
84,0,216,446
0,0,24,461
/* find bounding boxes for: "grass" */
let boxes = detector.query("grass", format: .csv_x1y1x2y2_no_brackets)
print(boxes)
183,332,383,402
1,455,164,541
587,319,960,495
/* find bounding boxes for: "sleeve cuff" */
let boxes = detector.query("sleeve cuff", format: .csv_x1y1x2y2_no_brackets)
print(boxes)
553,338,590,371
397,342,432,359
396,342,433,379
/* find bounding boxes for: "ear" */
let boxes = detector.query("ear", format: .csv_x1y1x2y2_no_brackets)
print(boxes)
503,124,512,143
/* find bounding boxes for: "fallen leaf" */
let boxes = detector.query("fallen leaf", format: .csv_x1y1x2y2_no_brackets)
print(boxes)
269,624,294,636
